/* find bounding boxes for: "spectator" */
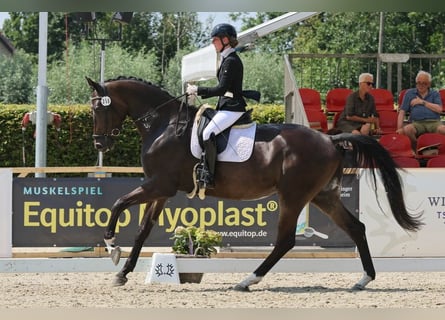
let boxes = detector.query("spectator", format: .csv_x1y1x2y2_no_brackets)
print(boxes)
397,70,444,148
335,73,381,135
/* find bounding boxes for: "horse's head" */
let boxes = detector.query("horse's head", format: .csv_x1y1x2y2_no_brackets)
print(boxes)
86,77,127,152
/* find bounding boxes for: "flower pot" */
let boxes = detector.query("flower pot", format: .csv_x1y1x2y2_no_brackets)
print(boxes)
179,272,204,284
175,254,208,284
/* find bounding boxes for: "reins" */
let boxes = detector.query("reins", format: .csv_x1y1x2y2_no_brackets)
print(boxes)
133,93,190,136
134,93,188,123
173,94,190,136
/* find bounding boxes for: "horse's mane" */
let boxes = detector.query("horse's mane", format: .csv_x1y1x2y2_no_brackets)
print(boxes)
105,76,173,98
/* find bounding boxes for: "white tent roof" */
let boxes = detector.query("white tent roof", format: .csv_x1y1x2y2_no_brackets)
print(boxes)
181,43,218,83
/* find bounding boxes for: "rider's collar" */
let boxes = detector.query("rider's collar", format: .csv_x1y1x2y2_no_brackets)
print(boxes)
220,47,235,59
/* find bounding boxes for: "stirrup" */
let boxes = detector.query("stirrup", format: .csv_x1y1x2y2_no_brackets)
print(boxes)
195,161,214,189
201,177,214,189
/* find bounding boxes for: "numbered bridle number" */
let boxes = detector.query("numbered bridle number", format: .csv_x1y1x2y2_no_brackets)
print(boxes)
101,96,112,106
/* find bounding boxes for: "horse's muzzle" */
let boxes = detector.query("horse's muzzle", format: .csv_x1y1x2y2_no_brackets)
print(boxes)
93,135,114,153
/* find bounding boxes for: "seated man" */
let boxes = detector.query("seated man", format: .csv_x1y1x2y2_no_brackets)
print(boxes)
335,73,381,135
396,70,444,148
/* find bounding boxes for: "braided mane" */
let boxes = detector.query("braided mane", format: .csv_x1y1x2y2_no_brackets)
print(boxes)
105,76,173,97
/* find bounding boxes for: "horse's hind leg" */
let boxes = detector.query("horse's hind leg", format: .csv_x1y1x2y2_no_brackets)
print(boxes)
234,198,304,291
312,188,375,290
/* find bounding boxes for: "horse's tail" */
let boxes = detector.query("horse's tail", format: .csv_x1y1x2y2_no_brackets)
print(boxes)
331,133,423,232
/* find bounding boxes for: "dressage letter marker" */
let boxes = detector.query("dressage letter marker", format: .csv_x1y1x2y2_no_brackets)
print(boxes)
145,253,180,284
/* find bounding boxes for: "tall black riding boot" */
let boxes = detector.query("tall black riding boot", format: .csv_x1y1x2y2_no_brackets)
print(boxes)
197,133,216,189
203,133,216,188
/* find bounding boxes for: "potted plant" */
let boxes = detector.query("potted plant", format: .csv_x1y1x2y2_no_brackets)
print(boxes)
170,226,222,283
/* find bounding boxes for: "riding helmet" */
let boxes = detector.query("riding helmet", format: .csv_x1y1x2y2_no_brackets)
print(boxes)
211,23,237,39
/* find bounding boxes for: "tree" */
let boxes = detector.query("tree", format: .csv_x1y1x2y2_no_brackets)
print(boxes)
153,13,204,81
230,12,302,53
3,12,205,84
0,49,34,103
47,42,161,105
120,12,160,55
163,49,187,97
291,12,445,89
2,12,84,63
105,12,206,83
241,52,284,104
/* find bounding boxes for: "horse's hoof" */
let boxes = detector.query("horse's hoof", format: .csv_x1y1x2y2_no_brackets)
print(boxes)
198,188,206,200
351,283,365,291
112,275,128,287
233,284,250,292
110,246,122,265
351,274,373,291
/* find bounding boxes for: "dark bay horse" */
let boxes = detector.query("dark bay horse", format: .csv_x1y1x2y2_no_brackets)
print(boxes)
86,76,422,291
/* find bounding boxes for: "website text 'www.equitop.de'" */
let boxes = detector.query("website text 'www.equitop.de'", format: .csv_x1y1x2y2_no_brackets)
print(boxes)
219,229,268,239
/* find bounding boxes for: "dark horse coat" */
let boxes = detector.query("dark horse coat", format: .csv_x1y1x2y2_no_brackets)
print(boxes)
86,76,422,291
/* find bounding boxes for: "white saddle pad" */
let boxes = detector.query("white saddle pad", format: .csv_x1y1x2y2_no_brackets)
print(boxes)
190,110,256,162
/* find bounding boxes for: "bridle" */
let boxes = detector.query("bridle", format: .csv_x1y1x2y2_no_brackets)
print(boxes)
90,91,123,141
91,84,190,141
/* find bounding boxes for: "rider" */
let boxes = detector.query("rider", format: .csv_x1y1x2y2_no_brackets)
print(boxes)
186,23,247,188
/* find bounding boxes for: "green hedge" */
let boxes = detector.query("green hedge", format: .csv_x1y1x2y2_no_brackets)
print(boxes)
0,103,285,169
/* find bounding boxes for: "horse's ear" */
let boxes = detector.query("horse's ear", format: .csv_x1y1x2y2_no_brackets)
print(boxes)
85,76,100,92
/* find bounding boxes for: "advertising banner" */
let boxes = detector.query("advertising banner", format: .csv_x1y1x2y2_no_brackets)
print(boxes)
360,169,445,257
12,175,358,248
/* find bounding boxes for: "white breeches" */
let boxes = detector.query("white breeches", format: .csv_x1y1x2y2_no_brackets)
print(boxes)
202,110,244,141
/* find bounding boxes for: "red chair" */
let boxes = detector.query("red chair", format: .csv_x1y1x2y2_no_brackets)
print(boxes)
426,155,445,167
378,133,415,158
370,88,395,111
416,133,445,159
378,110,398,135
393,156,420,168
439,89,445,107
326,88,353,114
398,89,407,107
305,109,328,132
299,88,323,112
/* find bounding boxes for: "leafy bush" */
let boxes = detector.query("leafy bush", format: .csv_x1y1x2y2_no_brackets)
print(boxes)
250,104,285,123
170,226,222,257
0,105,96,168
0,103,285,170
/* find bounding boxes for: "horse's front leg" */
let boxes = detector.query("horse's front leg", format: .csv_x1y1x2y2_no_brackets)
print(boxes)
104,187,139,265
113,199,166,286
103,187,147,265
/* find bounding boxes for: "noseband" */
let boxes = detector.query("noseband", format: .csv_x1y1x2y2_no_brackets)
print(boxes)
90,95,122,140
